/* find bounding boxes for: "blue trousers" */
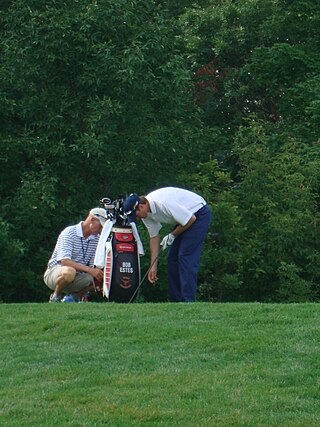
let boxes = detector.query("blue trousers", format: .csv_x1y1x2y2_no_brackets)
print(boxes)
167,205,211,302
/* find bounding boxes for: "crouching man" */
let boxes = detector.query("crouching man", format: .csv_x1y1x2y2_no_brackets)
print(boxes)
44,208,106,302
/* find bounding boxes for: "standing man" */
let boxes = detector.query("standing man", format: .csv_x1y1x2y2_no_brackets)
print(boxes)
44,208,107,302
123,187,211,302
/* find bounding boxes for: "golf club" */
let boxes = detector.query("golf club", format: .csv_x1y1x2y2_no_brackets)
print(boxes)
129,248,163,303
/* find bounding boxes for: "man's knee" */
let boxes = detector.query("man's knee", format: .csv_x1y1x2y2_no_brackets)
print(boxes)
57,267,76,285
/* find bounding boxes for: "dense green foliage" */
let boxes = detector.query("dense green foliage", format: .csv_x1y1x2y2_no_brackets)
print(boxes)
1,0,319,302
1,303,319,426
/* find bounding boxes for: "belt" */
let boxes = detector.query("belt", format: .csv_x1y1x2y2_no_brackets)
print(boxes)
194,201,207,213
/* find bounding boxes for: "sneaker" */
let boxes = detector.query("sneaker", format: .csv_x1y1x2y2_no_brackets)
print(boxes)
61,294,77,303
49,293,61,303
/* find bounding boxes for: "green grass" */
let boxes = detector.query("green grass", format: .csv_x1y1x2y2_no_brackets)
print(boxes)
0,303,319,426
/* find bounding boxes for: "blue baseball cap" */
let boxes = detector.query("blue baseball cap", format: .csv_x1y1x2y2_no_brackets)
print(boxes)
123,193,139,222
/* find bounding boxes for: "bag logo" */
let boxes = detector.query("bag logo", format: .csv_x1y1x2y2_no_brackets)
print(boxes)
120,276,131,289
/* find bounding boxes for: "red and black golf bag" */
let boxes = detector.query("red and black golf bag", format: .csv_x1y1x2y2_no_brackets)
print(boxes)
98,197,141,303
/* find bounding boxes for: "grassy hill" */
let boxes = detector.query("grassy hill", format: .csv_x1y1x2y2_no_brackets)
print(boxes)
0,303,319,426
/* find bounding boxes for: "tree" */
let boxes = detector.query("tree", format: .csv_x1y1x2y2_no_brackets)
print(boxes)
177,0,320,302
0,0,209,301
1,0,320,302
234,120,320,301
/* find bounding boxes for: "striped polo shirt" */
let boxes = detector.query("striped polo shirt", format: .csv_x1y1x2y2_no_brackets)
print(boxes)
47,222,100,268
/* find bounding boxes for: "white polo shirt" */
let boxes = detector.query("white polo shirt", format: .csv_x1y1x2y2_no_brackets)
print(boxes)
142,187,206,238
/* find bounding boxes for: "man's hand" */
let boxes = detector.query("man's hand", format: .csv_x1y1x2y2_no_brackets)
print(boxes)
148,265,158,284
160,233,175,250
90,267,104,282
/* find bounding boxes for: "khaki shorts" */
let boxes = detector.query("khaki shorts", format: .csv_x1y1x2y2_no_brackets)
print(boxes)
44,265,94,293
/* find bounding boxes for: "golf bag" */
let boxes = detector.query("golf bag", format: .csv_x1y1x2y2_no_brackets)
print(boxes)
100,196,141,303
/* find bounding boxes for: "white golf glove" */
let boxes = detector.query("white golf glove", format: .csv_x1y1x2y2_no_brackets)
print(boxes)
160,233,175,250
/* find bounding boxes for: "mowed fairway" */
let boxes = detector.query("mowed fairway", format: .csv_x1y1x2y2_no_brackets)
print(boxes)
0,303,319,426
